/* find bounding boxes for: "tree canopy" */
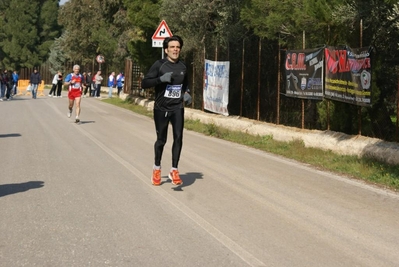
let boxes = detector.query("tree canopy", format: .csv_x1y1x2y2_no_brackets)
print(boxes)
0,0,61,69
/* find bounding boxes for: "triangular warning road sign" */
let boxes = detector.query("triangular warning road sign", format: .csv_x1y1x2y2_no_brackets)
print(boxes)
152,20,173,40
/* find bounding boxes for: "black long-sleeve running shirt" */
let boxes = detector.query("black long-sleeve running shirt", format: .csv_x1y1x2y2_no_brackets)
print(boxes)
141,58,188,112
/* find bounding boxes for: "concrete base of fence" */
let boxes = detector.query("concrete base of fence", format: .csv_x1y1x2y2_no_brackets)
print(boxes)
123,95,399,166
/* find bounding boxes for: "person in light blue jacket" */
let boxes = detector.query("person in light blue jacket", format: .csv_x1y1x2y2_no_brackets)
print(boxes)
116,72,124,97
12,70,19,96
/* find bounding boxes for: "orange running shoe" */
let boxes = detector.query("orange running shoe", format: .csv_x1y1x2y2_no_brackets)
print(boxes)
152,169,161,186
168,170,183,185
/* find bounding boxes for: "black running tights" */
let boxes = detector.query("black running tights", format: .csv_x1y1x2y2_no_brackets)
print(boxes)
153,108,184,168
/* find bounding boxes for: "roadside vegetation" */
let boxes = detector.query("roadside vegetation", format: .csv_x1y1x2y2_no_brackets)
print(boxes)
103,97,399,192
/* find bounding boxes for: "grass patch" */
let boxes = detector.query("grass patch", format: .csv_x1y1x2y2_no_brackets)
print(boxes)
103,97,153,117
105,97,399,191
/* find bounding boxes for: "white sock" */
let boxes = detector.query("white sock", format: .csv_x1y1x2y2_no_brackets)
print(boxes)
170,167,178,172
153,165,161,170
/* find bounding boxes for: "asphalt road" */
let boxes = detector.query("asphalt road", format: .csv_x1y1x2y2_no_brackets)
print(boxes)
1,92,399,267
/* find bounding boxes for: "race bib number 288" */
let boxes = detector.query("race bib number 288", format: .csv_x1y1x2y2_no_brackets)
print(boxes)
164,84,182,99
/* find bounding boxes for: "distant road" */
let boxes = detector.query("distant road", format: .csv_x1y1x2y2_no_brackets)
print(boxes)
1,93,399,267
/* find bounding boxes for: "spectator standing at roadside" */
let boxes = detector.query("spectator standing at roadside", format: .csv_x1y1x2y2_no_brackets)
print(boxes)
12,70,19,96
2,70,14,101
94,70,103,98
56,71,63,97
91,72,97,97
0,69,3,101
0,70,8,101
6,70,13,100
29,69,41,99
84,71,92,97
81,72,88,97
49,71,61,97
116,71,124,97
107,71,116,98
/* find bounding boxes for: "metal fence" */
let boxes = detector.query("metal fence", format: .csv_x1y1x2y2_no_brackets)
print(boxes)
180,38,398,142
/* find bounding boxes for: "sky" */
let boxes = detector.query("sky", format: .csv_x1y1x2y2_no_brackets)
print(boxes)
60,0,69,5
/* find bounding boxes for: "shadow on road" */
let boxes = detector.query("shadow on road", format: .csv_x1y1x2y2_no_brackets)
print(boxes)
169,172,203,191
80,120,96,124
2,98,31,101
0,133,22,138
76,121,96,124
0,181,45,198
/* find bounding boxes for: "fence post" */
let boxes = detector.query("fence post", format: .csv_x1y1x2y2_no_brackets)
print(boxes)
202,46,205,112
191,61,195,108
358,19,363,135
240,39,245,117
396,68,399,142
257,37,261,121
301,30,306,129
277,42,281,125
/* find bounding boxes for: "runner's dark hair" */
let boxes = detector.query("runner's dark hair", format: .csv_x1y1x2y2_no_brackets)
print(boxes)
163,36,183,49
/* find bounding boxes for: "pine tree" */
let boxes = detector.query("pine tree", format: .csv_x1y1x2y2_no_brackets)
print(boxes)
37,0,62,60
47,36,67,75
0,0,40,69
0,0,61,69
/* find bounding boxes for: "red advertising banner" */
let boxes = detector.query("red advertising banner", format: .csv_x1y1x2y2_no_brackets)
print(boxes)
324,46,372,106
284,48,324,100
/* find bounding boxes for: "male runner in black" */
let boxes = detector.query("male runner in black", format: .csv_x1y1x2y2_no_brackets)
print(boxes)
141,35,191,186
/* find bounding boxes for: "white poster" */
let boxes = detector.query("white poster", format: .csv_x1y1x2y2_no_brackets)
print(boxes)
203,59,230,116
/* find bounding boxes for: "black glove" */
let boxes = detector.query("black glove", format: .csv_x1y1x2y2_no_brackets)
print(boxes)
184,92,192,105
160,72,173,83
